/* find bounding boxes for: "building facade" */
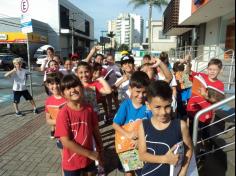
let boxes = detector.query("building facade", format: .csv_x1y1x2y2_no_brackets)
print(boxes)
163,0,235,59
144,20,177,52
0,0,94,59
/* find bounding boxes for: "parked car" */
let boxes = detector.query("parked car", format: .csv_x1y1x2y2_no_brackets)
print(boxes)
0,53,27,71
36,55,47,66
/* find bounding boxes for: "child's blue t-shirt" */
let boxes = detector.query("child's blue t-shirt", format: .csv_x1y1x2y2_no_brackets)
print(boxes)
113,99,152,125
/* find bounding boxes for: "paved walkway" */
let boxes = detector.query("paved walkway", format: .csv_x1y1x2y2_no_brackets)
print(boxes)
0,91,123,176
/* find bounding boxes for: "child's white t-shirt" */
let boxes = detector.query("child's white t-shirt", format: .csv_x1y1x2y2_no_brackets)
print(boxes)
12,69,28,91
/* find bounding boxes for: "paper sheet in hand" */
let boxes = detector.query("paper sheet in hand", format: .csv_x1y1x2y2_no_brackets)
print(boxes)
170,141,198,176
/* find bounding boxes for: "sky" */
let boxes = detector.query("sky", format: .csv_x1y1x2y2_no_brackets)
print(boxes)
69,0,166,40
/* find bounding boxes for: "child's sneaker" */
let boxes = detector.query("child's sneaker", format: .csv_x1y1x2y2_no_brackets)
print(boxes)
33,108,39,114
50,130,55,139
15,111,23,117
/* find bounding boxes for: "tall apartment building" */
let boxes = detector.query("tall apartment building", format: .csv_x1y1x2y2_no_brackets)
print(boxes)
108,13,144,49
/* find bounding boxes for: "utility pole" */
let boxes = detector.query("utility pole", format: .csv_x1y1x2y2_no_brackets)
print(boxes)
70,12,79,55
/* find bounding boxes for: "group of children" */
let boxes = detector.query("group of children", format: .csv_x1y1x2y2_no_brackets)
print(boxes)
4,45,225,176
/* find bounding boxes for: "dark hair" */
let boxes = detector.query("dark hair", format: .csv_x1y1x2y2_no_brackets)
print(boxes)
147,80,173,102
92,63,102,72
77,61,92,71
208,58,223,69
95,54,104,59
60,74,83,92
173,61,185,72
64,58,72,63
143,54,151,60
45,72,62,85
130,71,150,88
159,52,169,66
47,47,54,53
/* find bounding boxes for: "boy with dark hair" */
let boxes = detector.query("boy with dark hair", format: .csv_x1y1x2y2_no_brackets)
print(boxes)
113,71,152,176
138,80,193,176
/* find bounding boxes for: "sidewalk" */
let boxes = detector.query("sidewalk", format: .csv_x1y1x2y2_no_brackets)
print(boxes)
0,91,123,176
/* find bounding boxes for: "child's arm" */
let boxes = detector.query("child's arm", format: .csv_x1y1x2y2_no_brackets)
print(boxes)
96,77,112,95
114,73,129,88
45,112,56,125
178,120,193,176
60,136,99,161
93,122,105,166
153,58,173,83
84,46,100,63
138,122,179,165
4,68,16,78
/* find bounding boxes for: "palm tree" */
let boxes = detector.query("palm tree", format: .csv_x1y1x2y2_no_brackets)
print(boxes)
129,0,168,52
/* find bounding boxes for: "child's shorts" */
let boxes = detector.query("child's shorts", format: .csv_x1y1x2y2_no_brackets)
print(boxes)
64,162,96,176
13,90,33,104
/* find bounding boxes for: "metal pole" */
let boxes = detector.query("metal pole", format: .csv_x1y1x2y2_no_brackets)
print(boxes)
26,34,33,96
227,50,235,90
71,13,75,55
192,95,235,148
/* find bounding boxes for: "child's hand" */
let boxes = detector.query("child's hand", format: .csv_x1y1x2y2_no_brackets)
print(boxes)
200,87,207,98
151,58,162,68
165,145,179,165
88,151,99,161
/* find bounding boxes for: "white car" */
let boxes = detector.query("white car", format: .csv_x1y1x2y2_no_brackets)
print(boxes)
36,55,47,66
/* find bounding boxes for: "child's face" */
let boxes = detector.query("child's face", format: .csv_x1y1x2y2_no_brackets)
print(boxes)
76,66,91,83
207,64,221,80
47,82,60,95
143,57,150,64
122,62,134,74
107,56,114,64
14,63,22,69
92,70,101,80
95,56,103,64
63,85,83,102
148,97,172,123
49,61,59,70
129,87,147,104
64,61,73,71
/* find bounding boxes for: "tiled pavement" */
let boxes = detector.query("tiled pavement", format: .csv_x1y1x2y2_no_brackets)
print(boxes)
0,92,123,176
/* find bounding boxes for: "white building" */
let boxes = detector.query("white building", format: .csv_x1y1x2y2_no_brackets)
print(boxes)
144,20,177,52
0,0,94,58
108,13,144,49
163,0,235,60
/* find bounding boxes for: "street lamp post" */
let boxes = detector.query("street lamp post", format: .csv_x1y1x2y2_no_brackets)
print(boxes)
70,12,80,55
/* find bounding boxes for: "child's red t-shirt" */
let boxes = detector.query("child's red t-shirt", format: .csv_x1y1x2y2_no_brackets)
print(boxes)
86,81,104,101
55,104,98,171
187,72,224,123
45,96,67,113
